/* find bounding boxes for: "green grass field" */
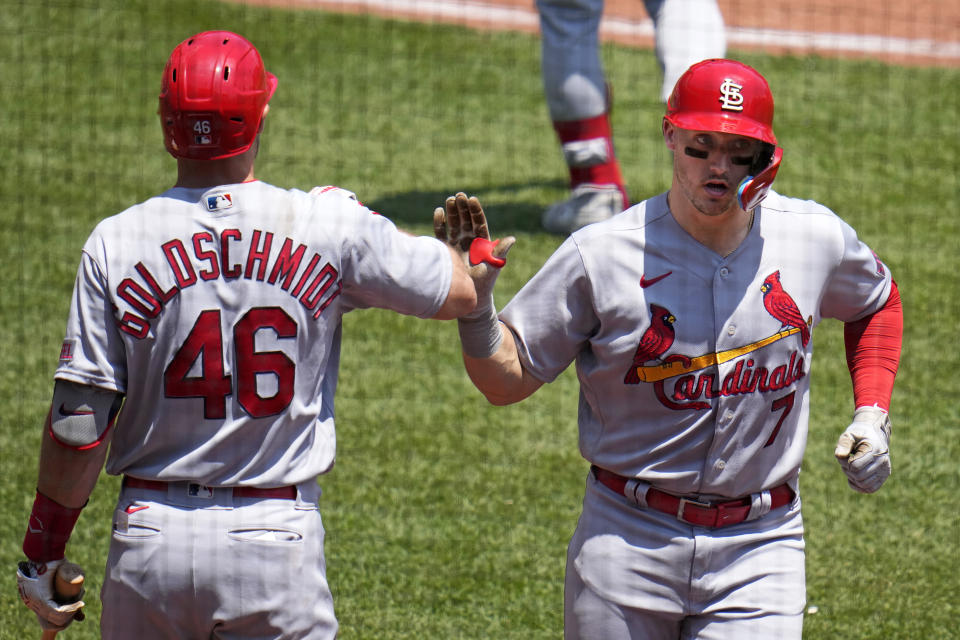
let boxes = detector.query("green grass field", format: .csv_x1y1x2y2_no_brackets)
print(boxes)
1,0,958,637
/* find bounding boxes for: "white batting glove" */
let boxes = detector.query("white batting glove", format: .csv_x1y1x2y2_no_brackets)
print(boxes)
434,193,516,357
16,559,86,631
834,406,892,493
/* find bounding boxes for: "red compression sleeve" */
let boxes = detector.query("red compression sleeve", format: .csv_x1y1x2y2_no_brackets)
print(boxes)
22,491,84,563
844,281,903,411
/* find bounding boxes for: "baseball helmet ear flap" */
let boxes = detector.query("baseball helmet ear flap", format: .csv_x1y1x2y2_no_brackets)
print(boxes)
738,145,783,211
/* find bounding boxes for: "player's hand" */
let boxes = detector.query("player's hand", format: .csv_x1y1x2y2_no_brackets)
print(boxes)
434,193,516,358
433,192,515,319
16,559,86,631
834,406,892,493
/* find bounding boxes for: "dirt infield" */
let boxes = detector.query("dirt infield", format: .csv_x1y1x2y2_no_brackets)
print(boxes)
233,0,959,67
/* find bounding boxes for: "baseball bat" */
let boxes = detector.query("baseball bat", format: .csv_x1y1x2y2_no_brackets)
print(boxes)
40,562,85,640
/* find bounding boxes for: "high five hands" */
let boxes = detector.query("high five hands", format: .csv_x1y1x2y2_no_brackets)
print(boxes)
434,193,515,358
434,193,515,306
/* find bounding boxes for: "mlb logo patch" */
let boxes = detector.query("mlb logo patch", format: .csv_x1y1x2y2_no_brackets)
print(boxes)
206,193,234,212
188,483,215,499
59,340,74,362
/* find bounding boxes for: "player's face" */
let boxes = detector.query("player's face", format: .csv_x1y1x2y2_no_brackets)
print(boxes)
665,126,760,217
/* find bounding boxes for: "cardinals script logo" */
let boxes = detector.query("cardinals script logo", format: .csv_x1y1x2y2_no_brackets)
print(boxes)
623,271,812,410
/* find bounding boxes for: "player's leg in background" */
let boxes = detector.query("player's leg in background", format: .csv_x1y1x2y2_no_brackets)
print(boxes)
536,0,629,234
643,0,727,102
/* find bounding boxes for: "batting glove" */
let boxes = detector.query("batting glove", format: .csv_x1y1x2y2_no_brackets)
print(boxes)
434,193,516,357
834,406,892,494
16,559,86,631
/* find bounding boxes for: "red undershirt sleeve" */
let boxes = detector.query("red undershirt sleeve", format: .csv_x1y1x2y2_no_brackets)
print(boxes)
844,281,903,411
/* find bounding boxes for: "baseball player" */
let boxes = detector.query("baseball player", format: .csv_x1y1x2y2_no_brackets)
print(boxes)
538,0,727,234
439,59,903,638
15,30,479,639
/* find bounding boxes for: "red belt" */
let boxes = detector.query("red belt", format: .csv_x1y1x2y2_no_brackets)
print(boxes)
123,476,297,500
591,466,794,528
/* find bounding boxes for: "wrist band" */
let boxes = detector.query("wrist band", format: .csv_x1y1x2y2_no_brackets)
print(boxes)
22,491,84,563
458,303,502,359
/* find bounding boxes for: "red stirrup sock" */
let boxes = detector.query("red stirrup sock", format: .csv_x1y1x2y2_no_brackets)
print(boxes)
553,113,628,207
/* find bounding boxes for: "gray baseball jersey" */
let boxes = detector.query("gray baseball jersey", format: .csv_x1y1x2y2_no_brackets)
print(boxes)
500,190,891,499
54,181,452,487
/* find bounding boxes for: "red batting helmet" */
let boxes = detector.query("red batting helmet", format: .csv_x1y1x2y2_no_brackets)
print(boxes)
665,59,782,210
665,58,776,145
159,31,278,160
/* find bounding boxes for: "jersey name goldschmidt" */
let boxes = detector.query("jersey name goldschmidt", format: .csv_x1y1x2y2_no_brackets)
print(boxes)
54,181,452,486
500,191,891,498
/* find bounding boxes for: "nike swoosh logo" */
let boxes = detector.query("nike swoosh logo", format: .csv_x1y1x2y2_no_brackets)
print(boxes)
59,403,94,417
125,505,149,514
640,271,672,288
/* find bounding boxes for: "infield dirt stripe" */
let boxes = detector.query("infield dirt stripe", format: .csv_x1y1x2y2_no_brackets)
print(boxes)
230,0,960,67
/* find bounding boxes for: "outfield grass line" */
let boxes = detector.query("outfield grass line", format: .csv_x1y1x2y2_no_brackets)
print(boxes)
291,0,541,28
721,26,960,60
292,0,960,62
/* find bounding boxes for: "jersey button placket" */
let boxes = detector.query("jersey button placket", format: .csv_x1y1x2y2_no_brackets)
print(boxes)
704,262,735,487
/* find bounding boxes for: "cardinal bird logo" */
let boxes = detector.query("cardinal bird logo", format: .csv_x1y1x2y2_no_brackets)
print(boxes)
624,304,676,384
760,271,810,347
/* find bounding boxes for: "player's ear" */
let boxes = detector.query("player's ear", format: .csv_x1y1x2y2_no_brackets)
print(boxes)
258,105,270,133
662,119,677,151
